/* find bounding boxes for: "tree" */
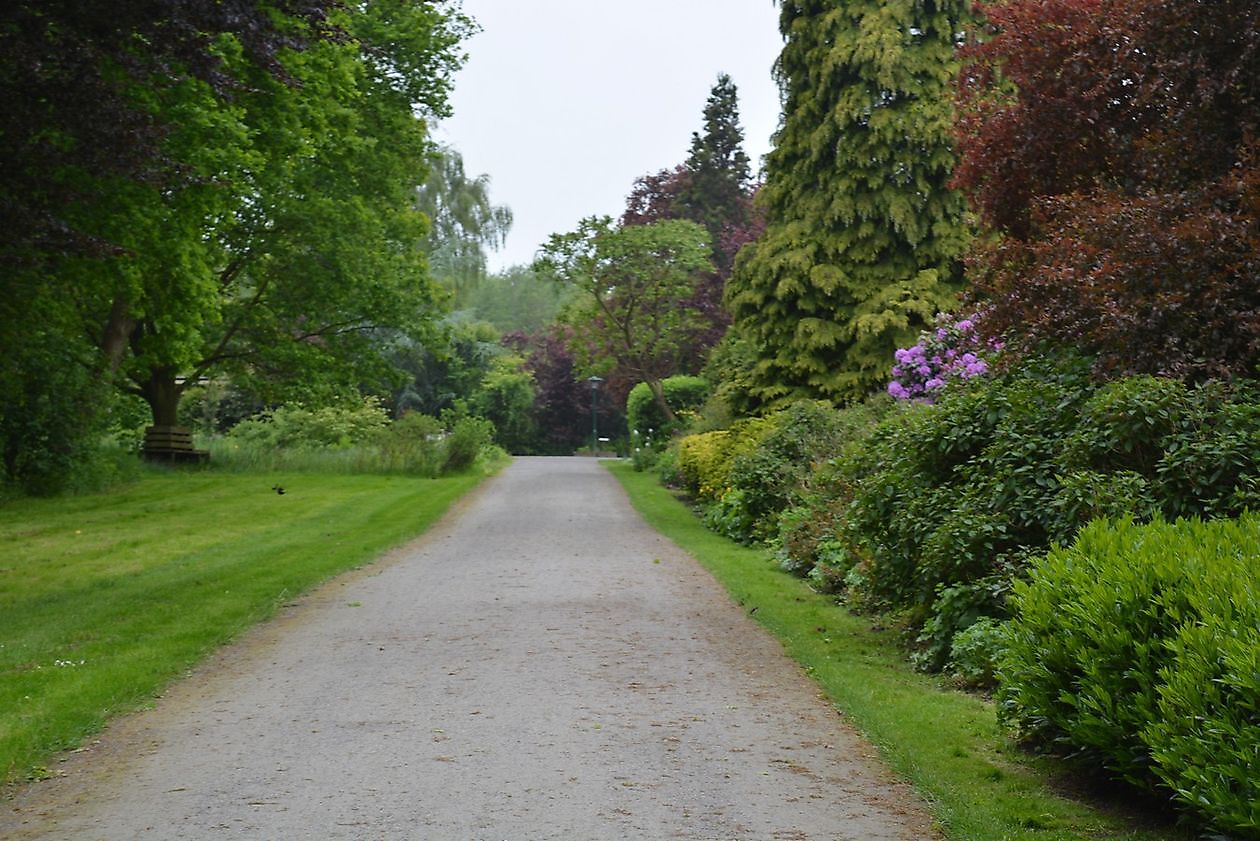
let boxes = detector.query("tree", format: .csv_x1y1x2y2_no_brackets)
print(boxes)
621,166,690,228
387,319,503,419
618,75,764,381
0,0,348,490
470,353,537,454
954,0,1260,380
727,0,973,405
502,325,594,455
534,217,714,424
675,73,754,272
463,265,574,334
415,144,513,303
90,2,469,431
0,0,340,272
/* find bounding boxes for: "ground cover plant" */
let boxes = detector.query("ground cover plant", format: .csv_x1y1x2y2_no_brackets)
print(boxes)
0,468,489,786
608,461,1189,841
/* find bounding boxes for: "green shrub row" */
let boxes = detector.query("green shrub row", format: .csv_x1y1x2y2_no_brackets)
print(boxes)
214,402,499,476
665,355,1260,834
780,360,1260,671
1000,516,1260,837
673,400,885,544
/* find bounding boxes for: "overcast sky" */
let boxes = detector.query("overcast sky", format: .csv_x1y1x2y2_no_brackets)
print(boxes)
433,0,785,272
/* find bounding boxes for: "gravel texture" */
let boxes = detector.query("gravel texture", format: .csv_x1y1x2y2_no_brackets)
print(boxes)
3,457,938,840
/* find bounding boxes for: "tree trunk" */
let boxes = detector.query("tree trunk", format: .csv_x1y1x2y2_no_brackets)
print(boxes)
647,378,677,426
139,366,183,427
101,297,137,375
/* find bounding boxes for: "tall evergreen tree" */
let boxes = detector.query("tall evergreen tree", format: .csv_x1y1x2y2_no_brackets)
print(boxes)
676,73,753,271
727,0,973,405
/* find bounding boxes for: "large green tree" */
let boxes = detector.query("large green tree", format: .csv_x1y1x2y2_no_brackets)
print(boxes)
0,0,348,490
534,217,713,423
727,0,973,405
31,2,472,437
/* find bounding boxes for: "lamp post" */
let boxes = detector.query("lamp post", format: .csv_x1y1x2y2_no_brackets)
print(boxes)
587,376,603,456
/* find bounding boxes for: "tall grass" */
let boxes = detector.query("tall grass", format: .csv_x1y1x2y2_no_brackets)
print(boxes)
204,437,447,475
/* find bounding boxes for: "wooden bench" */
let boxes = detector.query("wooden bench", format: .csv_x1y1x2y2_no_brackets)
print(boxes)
141,425,210,464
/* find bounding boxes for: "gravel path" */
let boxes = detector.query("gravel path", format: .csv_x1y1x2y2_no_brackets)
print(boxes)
3,457,938,840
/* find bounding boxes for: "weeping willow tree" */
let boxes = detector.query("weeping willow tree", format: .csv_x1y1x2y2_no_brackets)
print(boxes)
727,0,973,405
415,144,513,303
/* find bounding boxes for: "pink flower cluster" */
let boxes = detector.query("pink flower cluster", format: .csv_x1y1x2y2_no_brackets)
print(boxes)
887,315,999,402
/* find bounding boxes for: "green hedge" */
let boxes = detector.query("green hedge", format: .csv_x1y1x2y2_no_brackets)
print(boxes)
626,376,709,444
999,515,1260,837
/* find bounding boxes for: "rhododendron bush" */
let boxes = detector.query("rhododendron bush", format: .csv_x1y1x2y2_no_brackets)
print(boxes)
887,315,997,402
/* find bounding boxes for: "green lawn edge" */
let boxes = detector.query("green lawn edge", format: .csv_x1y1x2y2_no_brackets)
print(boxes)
606,460,1187,841
0,464,500,787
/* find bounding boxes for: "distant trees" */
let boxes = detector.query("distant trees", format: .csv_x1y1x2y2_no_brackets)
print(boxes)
535,217,714,424
728,0,973,404
674,73,755,273
618,73,763,384
955,0,1260,380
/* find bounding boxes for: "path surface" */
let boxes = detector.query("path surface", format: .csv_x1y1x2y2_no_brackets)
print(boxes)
3,458,937,840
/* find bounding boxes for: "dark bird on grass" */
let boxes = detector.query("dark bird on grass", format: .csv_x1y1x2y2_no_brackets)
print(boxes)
272,485,286,495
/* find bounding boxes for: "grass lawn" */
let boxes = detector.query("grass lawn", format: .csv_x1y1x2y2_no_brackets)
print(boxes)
607,461,1191,841
0,468,488,786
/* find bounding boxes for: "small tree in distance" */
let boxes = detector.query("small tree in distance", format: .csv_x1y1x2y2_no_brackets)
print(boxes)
533,217,713,425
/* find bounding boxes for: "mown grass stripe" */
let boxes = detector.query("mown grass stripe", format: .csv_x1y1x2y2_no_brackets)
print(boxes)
0,469,487,785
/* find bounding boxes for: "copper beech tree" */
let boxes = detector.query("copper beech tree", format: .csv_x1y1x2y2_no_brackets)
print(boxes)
955,0,1260,380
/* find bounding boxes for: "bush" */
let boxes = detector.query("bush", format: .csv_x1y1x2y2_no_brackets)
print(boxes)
441,415,495,474
1062,375,1192,477
947,616,1006,688
376,412,445,476
720,401,877,544
999,515,1260,835
213,404,497,477
1155,394,1260,520
228,400,389,450
1,330,117,496
784,359,1260,666
1148,607,1260,834
887,311,998,401
676,417,773,504
626,376,709,446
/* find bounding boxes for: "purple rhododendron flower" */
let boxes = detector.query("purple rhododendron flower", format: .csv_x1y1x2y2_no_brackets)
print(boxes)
885,311,999,403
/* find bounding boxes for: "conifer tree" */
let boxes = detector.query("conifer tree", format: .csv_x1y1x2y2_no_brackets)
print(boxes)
728,0,972,404
676,73,753,271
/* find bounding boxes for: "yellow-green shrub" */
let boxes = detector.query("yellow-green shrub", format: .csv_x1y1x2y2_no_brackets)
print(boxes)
676,417,773,503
